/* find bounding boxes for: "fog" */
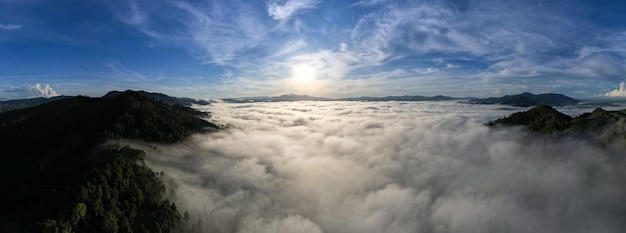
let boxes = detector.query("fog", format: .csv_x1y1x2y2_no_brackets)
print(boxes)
131,101,626,233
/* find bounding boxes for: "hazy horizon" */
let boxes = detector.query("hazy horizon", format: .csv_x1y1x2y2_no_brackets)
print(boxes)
5,89,626,103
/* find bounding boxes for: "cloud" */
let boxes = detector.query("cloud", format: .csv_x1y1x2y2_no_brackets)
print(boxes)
337,1,625,96
116,1,270,65
0,83,60,100
174,1,269,65
413,68,440,75
105,60,147,81
126,101,626,233
267,0,320,20
603,81,626,97
0,24,22,30
353,0,392,7
119,2,147,26
112,0,626,97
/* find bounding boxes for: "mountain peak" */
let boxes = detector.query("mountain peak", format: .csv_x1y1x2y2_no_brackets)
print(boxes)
489,104,626,140
104,90,209,106
489,105,572,132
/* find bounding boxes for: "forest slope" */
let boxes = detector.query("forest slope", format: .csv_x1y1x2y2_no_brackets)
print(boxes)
0,91,217,233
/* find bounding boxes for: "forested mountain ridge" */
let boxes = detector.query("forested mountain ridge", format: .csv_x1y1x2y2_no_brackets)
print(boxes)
0,96,72,112
0,90,209,113
103,90,210,107
470,92,579,107
489,105,626,143
0,91,217,232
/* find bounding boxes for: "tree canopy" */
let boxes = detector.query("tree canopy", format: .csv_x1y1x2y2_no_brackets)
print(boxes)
0,91,217,232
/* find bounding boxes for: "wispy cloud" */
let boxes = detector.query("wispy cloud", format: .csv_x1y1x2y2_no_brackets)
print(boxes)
352,0,391,7
111,0,626,97
267,0,320,20
118,1,270,65
0,23,22,30
119,2,147,26
334,1,626,97
350,3,484,64
105,60,148,82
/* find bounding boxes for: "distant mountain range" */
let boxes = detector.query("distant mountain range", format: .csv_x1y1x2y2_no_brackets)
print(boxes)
2,92,581,112
222,92,581,107
104,90,210,106
222,94,459,103
0,90,210,113
468,92,579,107
0,95,73,112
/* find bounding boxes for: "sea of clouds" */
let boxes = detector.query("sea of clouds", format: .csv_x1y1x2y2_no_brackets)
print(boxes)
132,101,626,233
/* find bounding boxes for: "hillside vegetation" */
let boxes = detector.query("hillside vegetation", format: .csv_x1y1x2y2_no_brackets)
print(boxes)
489,105,626,143
0,91,217,232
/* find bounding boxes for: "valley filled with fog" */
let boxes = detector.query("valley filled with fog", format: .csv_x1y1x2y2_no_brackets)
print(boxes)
132,101,626,233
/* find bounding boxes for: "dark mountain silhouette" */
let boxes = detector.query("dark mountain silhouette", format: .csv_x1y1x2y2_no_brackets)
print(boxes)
0,96,72,112
470,92,579,107
489,105,626,142
488,105,572,132
222,94,458,103
104,90,210,107
0,90,209,113
0,91,217,232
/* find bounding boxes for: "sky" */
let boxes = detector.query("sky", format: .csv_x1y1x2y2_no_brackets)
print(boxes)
1,0,626,99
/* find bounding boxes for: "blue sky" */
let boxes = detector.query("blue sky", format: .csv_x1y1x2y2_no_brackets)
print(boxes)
1,0,626,99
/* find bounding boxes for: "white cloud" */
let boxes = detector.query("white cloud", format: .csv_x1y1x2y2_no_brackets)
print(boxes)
30,83,59,98
353,0,392,7
267,0,319,20
126,101,626,233
0,23,22,30
0,83,60,100
413,67,440,75
604,81,626,97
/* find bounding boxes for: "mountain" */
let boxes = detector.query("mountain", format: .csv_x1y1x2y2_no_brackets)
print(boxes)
222,94,458,103
489,105,626,142
103,90,210,106
470,92,579,107
0,90,209,113
0,96,72,112
487,105,572,132
0,91,218,232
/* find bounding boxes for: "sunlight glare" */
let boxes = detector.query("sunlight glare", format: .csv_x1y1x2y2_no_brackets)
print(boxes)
291,64,316,84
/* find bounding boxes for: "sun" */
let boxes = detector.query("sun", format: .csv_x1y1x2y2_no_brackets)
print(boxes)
291,64,316,84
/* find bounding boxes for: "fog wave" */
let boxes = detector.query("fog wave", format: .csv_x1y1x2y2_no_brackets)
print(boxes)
137,101,626,233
